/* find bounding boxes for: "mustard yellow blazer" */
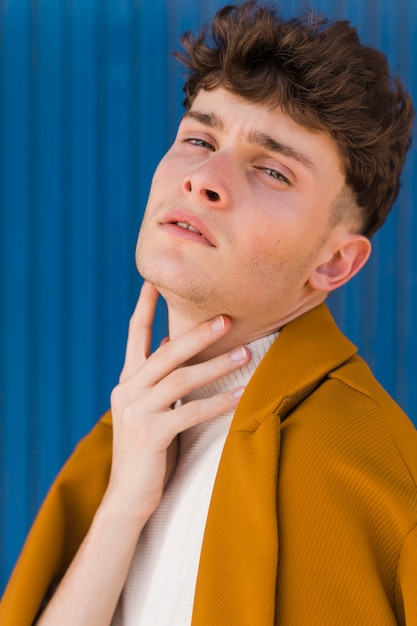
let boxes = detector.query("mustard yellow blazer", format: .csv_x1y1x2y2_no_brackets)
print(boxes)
1,304,417,625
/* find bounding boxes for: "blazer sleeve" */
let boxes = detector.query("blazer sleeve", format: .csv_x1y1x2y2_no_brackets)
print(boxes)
396,524,417,625
0,412,113,626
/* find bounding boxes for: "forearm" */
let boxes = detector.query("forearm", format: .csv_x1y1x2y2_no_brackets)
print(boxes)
36,494,145,626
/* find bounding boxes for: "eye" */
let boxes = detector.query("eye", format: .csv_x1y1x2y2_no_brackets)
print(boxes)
185,137,215,151
255,166,290,185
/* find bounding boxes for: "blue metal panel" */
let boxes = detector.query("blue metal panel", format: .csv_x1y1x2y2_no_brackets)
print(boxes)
1,0,416,594
2,0,32,592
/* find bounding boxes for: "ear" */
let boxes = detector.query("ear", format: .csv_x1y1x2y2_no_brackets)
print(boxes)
309,233,371,293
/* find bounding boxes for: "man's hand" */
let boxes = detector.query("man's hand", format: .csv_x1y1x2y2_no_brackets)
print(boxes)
36,281,250,626
106,280,250,526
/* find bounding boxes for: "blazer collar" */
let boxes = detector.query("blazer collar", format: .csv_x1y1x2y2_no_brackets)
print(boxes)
231,303,358,431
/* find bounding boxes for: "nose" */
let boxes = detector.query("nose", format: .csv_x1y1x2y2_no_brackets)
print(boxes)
181,161,229,208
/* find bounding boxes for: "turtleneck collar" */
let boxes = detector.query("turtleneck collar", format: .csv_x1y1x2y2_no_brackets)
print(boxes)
181,331,279,404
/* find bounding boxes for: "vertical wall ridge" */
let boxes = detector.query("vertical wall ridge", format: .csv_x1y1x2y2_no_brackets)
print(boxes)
1,0,416,596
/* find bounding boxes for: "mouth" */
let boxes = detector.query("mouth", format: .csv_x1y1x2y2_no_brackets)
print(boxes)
161,210,216,246
174,221,203,235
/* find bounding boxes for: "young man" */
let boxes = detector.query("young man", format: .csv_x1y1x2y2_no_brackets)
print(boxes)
1,2,416,624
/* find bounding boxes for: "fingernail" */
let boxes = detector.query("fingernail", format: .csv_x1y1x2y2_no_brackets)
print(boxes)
211,315,225,332
230,346,247,362
233,386,245,399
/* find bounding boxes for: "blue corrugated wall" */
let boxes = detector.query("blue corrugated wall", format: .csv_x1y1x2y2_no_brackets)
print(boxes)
1,0,416,594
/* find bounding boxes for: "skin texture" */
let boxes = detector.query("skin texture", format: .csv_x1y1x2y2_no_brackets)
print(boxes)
36,88,371,625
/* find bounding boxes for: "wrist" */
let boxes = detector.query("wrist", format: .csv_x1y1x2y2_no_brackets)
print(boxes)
96,489,150,538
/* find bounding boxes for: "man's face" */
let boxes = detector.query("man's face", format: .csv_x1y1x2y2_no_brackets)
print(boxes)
136,87,348,332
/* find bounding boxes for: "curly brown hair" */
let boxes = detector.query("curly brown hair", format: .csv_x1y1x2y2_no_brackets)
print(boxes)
175,1,414,237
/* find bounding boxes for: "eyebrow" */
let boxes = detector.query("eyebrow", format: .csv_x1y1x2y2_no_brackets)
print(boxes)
182,109,317,172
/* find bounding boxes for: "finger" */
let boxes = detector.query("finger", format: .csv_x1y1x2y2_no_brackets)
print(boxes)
120,346,251,413
120,281,159,382
166,386,246,435
137,314,233,388
163,345,250,404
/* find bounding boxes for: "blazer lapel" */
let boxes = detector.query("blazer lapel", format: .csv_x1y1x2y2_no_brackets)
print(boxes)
192,304,357,625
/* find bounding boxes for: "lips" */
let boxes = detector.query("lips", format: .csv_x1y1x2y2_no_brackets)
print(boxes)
161,210,216,246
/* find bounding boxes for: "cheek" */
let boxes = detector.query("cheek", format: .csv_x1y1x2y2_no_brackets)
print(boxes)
242,224,283,263
154,151,183,180
237,222,315,288
148,166,167,201
234,231,283,289
147,154,179,197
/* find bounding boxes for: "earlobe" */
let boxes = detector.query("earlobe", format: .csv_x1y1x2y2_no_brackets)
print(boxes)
309,234,371,293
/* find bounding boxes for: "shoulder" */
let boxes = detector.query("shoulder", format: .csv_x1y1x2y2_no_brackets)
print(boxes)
56,409,113,494
279,358,417,530
328,355,417,486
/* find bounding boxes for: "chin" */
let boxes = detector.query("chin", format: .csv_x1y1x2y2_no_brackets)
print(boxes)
140,270,225,320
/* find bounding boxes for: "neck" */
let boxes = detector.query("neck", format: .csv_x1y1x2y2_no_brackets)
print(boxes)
163,290,327,364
